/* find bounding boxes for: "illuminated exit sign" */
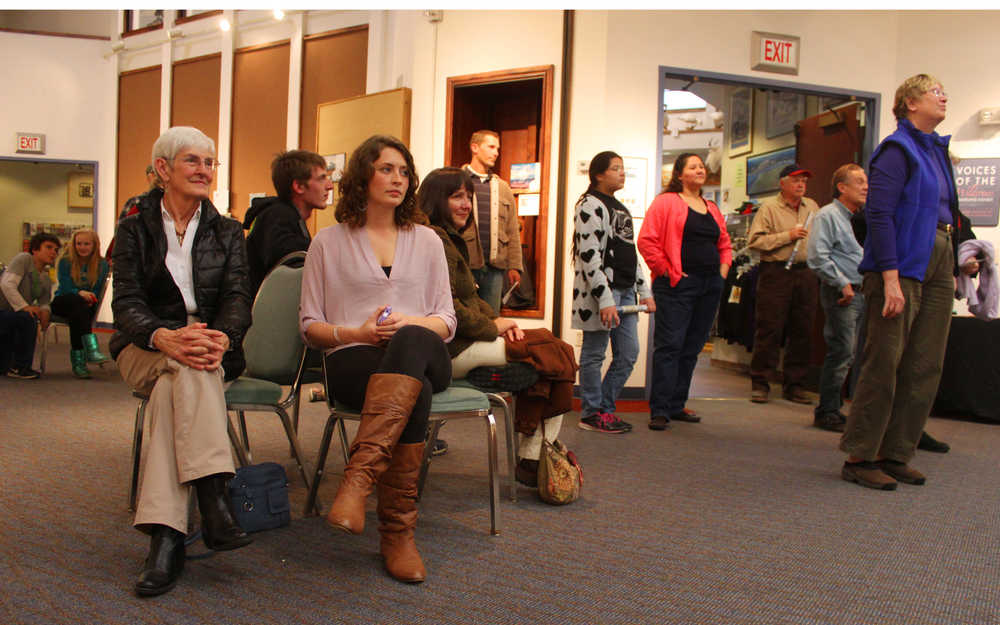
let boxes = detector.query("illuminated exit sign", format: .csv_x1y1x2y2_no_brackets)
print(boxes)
16,132,46,154
751,31,800,75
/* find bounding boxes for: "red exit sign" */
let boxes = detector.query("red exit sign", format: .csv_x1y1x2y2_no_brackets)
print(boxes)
16,132,46,154
751,31,800,75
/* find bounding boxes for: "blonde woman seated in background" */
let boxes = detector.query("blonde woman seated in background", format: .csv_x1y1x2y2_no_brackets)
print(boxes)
417,166,577,489
52,227,110,378
300,135,456,583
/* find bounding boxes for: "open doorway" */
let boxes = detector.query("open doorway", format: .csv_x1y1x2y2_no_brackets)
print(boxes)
650,66,881,393
0,157,99,266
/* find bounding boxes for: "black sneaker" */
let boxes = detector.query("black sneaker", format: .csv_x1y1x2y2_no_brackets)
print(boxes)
578,413,629,434
431,438,449,456
6,366,40,380
601,412,633,431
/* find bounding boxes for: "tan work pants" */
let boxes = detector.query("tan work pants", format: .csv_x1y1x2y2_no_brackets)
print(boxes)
118,343,235,534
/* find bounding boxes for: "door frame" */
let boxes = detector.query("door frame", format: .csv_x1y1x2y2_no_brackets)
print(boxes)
0,155,101,231
644,65,882,401
444,64,555,319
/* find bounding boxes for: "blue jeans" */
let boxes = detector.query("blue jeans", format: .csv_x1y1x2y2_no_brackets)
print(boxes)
472,266,505,314
0,309,38,371
578,288,640,417
650,273,724,418
816,284,865,416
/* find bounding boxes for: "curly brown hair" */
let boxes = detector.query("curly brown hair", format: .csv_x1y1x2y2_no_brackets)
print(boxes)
335,135,420,228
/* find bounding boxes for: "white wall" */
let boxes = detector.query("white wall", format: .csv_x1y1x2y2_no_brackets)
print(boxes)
0,31,118,321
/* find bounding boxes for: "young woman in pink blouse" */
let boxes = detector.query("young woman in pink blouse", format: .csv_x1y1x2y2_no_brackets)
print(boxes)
299,135,456,584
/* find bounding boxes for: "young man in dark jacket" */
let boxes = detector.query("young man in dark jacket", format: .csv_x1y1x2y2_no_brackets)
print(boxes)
243,150,332,296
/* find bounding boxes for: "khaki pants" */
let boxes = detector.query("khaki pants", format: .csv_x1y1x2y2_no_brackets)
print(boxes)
118,343,235,534
840,229,954,463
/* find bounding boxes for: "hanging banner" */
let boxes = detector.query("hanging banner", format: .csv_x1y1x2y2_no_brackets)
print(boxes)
954,158,1000,227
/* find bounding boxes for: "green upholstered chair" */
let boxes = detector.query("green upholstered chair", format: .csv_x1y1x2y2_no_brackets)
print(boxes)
304,357,501,536
128,252,315,512
450,380,518,502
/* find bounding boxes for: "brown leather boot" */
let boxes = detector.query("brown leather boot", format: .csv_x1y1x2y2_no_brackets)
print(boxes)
377,442,426,583
326,374,423,534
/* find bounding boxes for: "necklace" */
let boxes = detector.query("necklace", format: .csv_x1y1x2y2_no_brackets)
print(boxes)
175,229,186,246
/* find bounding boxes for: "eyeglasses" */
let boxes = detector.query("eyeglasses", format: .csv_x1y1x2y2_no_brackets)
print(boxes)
176,155,220,171
928,88,947,99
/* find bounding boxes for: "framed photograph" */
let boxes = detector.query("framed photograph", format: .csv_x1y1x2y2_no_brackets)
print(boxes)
765,92,805,139
67,171,94,209
324,153,346,182
728,87,753,156
510,162,541,192
746,145,797,197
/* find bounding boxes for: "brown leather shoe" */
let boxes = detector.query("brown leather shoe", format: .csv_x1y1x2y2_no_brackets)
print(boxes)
876,459,926,485
842,461,898,490
326,374,423,534
750,389,769,403
377,442,426,583
782,387,813,404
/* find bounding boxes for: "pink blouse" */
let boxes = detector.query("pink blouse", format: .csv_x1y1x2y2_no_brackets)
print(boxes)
299,223,457,353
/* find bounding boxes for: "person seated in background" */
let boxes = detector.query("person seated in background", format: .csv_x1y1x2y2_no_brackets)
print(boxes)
243,149,333,297
112,126,253,597
106,164,163,260
52,227,110,378
417,166,578,488
0,232,60,379
300,135,456,584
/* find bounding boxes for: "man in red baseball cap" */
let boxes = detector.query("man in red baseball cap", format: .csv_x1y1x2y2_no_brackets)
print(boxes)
746,162,820,404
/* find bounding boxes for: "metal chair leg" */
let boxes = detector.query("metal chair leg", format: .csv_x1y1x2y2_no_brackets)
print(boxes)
337,418,350,466
416,420,445,500
304,415,341,516
484,409,499,536
486,392,518,502
129,399,147,512
237,410,252,463
273,406,314,496
227,417,250,467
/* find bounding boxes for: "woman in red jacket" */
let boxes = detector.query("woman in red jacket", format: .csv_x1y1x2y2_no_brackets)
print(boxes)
637,153,732,430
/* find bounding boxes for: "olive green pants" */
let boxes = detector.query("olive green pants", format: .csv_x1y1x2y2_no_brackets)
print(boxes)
840,229,954,463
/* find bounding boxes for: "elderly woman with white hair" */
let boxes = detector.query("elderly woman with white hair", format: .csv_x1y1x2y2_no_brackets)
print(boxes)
111,126,253,596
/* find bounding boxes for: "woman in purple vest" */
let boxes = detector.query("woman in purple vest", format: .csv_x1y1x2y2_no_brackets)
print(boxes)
840,74,965,491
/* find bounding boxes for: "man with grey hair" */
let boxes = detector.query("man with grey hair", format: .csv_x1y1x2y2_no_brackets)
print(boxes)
747,163,821,404
807,164,868,432
112,126,252,596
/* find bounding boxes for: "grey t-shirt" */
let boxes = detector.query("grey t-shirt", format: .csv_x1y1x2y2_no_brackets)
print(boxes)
0,252,52,312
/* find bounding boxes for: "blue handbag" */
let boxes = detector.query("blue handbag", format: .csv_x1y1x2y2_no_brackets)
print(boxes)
228,462,290,533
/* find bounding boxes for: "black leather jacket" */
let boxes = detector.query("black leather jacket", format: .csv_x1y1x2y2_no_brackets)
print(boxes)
110,188,252,380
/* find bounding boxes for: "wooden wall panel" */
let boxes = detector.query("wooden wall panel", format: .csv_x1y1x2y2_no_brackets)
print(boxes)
299,25,368,152
116,66,161,212
172,53,221,195
230,42,289,222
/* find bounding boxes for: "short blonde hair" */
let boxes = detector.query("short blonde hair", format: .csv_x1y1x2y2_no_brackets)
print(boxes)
892,73,941,120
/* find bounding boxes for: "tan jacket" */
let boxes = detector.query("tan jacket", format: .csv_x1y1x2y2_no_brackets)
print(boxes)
461,165,524,272
747,193,820,262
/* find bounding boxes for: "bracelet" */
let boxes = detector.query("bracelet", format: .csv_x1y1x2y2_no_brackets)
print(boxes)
332,325,342,345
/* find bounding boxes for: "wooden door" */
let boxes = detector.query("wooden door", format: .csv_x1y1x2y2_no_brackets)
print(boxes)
795,102,864,208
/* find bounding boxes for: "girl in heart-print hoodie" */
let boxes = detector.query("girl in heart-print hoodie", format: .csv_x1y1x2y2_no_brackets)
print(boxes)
571,151,654,433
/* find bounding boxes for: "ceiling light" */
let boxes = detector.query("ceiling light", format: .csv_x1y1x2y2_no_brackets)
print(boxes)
273,9,285,21
219,18,231,32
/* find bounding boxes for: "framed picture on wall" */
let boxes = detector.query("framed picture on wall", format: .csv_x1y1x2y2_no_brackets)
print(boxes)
746,145,797,197
728,87,753,156
765,92,806,139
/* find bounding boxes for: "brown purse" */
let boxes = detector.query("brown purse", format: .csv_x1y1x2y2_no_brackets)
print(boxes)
537,436,583,505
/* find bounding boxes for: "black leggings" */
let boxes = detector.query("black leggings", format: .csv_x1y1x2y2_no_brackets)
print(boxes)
50,294,96,349
325,325,452,444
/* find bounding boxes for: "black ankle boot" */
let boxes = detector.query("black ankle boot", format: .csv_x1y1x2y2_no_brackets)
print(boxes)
918,431,950,453
135,525,186,597
195,473,253,551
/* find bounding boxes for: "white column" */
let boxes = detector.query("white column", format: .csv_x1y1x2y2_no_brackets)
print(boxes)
214,9,235,215
159,36,173,133
286,12,304,150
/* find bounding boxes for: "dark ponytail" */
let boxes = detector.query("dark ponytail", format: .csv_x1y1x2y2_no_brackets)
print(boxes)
572,150,622,260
